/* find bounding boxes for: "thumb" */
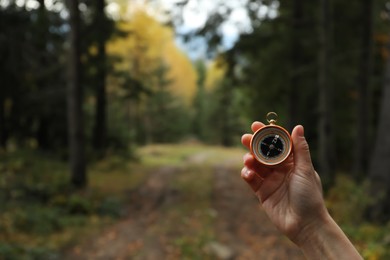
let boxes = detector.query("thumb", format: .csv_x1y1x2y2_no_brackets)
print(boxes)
291,125,313,170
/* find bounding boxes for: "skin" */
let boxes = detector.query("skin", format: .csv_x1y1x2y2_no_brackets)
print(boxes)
241,122,362,259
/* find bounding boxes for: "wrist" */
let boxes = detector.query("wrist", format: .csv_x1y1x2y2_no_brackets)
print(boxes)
294,212,362,259
292,209,331,247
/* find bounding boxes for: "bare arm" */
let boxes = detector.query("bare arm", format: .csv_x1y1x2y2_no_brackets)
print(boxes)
295,211,362,259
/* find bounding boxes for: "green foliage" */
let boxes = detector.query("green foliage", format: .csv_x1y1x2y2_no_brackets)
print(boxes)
205,79,248,146
0,149,127,258
326,175,390,258
11,206,68,235
327,175,372,224
191,61,250,146
0,2,130,155
146,89,191,143
192,60,208,141
178,0,388,176
97,196,123,218
84,99,134,152
0,243,59,260
141,63,192,144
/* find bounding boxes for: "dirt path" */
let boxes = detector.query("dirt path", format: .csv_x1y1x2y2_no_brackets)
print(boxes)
65,148,304,260
65,166,179,259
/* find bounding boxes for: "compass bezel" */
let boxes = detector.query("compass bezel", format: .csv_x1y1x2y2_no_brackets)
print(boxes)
250,125,293,167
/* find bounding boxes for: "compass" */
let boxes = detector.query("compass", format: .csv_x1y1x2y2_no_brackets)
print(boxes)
250,112,292,167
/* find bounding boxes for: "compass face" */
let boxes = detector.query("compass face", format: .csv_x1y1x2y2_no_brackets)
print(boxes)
250,125,292,166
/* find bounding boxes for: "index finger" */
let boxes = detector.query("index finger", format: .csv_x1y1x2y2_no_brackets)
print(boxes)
251,121,265,132
241,121,266,149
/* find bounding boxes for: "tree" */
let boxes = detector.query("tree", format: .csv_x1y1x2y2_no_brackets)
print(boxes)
354,0,374,179
0,97,5,149
145,62,191,143
288,0,304,130
367,30,390,222
318,0,334,186
0,3,28,149
0,1,68,151
67,0,87,188
193,60,207,141
106,9,196,144
92,0,109,152
32,0,68,150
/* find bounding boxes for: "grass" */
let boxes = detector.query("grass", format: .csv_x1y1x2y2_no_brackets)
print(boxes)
139,143,245,167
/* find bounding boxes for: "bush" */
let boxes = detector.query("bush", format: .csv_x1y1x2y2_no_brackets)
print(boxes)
66,194,93,215
326,175,372,224
97,197,123,217
0,243,59,260
12,207,64,235
326,174,390,259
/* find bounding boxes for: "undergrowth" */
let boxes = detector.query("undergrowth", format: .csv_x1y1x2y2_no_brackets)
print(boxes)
0,149,136,259
327,175,390,259
1,146,389,259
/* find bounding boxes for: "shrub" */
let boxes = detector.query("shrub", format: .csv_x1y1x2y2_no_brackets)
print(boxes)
326,174,372,225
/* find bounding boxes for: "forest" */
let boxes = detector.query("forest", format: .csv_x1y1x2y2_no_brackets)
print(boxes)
1,0,390,259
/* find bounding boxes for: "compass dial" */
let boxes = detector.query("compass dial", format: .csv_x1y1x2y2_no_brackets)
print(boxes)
260,134,285,158
250,125,292,166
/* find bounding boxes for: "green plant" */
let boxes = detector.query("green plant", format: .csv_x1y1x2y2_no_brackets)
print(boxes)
97,197,123,217
326,174,372,225
12,207,64,235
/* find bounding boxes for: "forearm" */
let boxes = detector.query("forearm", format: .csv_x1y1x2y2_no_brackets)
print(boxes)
296,213,362,260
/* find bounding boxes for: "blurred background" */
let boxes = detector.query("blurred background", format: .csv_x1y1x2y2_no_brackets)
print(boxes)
1,0,390,259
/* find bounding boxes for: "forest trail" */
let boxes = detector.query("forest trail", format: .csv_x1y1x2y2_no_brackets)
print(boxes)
65,145,304,260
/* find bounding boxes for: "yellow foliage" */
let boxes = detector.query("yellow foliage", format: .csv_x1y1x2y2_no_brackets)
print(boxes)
205,58,227,90
107,7,196,103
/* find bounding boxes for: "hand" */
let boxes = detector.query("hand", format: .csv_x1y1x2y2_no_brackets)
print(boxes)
241,122,327,244
241,122,362,259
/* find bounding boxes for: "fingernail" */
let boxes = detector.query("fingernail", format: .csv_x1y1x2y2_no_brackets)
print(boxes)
297,125,304,137
245,169,255,180
243,153,250,162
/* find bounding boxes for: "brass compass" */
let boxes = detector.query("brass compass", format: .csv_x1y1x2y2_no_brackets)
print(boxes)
250,112,292,167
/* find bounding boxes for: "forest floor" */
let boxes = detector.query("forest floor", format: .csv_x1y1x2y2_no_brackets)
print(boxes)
2,143,387,259
64,144,304,260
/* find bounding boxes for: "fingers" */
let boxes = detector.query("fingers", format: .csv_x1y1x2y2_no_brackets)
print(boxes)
291,125,313,171
251,121,265,132
241,134,252,149
241,121,265,149
243,153,271,179
241,167,264,192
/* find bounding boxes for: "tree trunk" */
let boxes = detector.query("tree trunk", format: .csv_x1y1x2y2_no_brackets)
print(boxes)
92,0,107,151
318,0,333,187
37,117,49,149
288,0,303,131
367,32,390,222
0,97,6,149
354,0,373,180
36,0,50,150
67,0,87,188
